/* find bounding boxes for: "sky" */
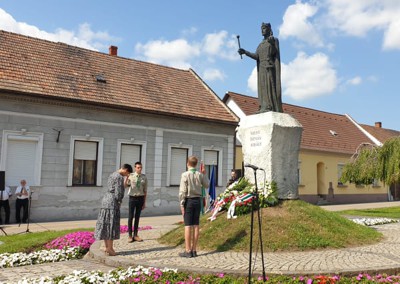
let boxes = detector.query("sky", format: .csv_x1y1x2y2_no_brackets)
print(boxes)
1,0,399,130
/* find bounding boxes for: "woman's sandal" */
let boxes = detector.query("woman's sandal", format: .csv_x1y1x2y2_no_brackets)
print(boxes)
105,250,117,256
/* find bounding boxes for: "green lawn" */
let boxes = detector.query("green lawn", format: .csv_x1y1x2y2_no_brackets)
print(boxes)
337,206,400,219
0,228,94,254
3,204,396,255
159,200,382,252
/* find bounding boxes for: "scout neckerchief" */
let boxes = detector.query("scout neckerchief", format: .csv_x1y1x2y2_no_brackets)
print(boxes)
135,173,141,188
190,168,206,214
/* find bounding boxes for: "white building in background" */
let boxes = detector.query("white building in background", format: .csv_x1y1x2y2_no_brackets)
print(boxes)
0,30,238,221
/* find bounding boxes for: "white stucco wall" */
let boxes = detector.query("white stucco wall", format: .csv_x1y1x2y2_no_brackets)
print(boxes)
0,95,236,221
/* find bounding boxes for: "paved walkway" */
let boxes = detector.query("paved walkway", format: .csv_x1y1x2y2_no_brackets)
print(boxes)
1,202,400,282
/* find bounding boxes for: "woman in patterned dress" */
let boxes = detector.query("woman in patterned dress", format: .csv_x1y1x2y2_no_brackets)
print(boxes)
94,163,133,256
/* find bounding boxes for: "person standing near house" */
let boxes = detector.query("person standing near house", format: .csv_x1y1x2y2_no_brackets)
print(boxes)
15,179,30,224
179,156,209,258
226,169,239,187
94,163,133,256
125,161,147,243
0,185,12,224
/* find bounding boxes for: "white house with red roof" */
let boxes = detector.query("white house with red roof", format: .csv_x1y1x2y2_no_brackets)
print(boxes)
0,30,239,221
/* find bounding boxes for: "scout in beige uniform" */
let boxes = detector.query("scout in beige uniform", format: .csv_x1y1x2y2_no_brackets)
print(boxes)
178,156,209,258
126,161,147,242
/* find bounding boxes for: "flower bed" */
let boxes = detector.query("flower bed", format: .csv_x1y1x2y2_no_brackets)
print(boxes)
0,247,82,268
44,231,95,250
15,266,400,283
351,218,399,226
45,225,153,250
0,225,153,269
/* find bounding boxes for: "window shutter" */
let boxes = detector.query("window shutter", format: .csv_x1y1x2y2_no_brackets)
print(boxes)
74,141,97,160
170,148,187,185
120,144,141,167
6,139,37,186
204,150,218,165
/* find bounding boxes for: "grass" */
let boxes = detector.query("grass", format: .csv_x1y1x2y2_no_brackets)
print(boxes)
337,206,400,219
159,200,382,252
0,228,94,254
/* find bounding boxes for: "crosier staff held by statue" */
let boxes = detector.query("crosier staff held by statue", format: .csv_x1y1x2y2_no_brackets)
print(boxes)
237,35,242,59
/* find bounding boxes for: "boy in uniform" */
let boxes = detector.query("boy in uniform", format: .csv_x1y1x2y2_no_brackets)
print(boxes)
179,156,209,258
126,162,147,243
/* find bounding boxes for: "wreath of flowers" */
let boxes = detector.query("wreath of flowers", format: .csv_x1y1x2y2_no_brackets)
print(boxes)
209,178,279,220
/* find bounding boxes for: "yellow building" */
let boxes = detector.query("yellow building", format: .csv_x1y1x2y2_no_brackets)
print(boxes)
224,92,400,205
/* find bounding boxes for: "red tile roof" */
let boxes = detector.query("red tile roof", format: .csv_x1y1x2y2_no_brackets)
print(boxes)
360,124,400,143
0,30,238,125
224,92,375,154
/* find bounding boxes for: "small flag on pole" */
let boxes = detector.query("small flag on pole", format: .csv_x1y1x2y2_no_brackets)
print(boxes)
208,165,216,210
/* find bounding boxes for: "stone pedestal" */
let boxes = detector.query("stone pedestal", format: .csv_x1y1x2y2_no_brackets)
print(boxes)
237,112,303,199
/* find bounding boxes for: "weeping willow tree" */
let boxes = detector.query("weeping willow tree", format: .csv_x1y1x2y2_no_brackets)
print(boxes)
341,137,400,185
379,137,400,185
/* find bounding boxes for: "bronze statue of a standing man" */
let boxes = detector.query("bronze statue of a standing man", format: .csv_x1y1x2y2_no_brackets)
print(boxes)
238,23,283,113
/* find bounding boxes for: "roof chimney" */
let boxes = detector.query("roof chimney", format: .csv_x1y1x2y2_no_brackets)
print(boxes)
375,122,382,128
109,46,118,56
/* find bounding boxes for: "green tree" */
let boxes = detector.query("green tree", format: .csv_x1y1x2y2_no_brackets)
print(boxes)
341,137,400,185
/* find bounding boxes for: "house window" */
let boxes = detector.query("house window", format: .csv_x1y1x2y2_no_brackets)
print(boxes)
68,136,103,186
120,144,141,166
204,150,219,186
73,141,98,185
0,131,44,186
116,139,147,172
337,164,345,185
167,144,192,186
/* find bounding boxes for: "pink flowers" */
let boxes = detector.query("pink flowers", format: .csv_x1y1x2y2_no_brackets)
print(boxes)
44,225,153,250
44,231,95,250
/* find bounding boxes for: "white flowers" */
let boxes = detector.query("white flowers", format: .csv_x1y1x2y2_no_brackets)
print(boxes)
15,265,177,284
351,217,399,226
0,247,82,268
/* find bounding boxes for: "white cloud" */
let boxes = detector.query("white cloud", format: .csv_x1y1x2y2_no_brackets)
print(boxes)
202,31,238,60
135,39,200,69
203,68,225,81
0,8,117,51
383,18,400,50
279,0,323,47
247,52,338,99
203,31,227,55
281,51,338,100
135,31,239,70
347,76,362,85
324,0,400,50
247,67,258,94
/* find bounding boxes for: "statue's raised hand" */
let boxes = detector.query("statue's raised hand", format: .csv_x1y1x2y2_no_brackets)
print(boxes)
238,48,246,55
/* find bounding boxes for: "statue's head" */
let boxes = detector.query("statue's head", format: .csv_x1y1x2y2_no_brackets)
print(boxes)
261,22,273,36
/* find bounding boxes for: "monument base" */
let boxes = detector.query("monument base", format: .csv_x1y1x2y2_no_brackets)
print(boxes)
237,112,303,199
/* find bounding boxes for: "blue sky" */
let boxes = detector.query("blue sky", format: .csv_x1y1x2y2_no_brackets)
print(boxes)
1,0,399,130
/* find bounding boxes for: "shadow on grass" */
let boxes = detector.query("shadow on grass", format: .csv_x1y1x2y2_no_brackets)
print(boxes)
216,229,246,251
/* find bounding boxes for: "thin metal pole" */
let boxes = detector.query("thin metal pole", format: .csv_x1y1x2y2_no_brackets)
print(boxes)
256,192,266,281
26,193,33,233
248,170,257,283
